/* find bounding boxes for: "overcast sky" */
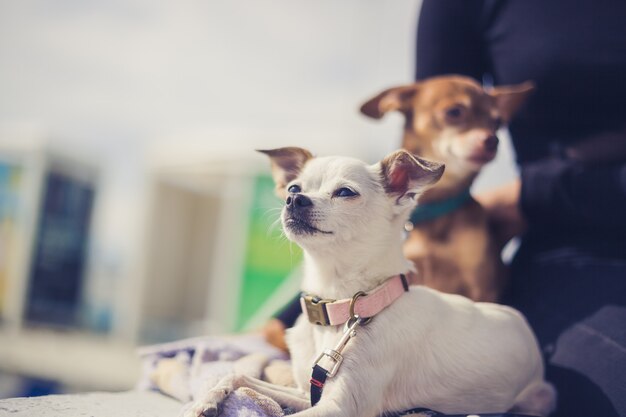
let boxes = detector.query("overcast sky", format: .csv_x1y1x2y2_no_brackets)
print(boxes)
0,0,422,160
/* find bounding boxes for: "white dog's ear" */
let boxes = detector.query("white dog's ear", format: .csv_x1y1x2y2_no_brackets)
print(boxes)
380,150,444,201
257,147,313,198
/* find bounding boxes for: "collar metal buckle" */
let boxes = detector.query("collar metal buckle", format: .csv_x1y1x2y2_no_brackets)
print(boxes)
302,295,333,326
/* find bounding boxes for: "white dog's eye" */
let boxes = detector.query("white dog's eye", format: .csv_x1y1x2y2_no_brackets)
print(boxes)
287,184,301,193
333,187,358,197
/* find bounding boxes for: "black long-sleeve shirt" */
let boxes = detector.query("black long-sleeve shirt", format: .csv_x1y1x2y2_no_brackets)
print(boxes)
416,0,626,250
274,0,626,327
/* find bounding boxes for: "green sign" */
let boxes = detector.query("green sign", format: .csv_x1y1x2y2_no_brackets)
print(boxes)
235,175,302,330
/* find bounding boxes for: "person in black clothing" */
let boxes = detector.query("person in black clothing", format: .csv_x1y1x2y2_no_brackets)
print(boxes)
265,1,626,415
416,1,626,416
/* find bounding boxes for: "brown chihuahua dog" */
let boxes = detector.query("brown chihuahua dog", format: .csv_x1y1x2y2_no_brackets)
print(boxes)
360,75,534,302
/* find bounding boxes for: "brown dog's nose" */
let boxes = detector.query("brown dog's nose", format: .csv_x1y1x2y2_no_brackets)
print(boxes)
286,194,312,209
484,135,499,152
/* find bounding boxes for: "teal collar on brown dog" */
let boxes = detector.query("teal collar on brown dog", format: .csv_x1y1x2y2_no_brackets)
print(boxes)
405,188,472,231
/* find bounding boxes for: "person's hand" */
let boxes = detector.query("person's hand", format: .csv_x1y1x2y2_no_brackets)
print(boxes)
475,179,526,246
262,318,289,352
566,129,626,163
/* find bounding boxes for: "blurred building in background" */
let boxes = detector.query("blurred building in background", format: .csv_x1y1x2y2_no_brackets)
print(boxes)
0,0,517,399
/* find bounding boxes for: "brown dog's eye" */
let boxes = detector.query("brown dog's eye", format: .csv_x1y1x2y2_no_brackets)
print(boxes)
444,105,466,123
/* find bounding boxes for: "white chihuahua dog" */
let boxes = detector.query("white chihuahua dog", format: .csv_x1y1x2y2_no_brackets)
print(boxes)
185,148,555,417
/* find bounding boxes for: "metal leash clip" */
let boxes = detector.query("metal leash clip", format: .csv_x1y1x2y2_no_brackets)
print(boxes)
312,316,363,377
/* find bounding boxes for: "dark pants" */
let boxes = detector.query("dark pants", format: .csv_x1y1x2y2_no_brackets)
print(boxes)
507,238,626,417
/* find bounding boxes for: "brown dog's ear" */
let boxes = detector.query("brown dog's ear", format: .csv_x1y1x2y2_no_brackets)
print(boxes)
257,147,313,198
380,150,444,199
490,81,535,123
360,84,419,119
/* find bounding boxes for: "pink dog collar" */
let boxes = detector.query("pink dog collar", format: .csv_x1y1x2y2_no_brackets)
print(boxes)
300,274,409,326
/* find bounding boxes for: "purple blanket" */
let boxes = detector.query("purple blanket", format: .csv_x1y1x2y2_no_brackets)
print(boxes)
137,334,293,417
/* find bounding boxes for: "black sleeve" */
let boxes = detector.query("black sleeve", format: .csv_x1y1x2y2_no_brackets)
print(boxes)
273,294,302,328
416,0,487,81
520,159,626,235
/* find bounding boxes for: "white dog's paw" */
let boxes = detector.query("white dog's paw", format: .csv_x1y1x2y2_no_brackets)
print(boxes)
181,399,218,417
182,387,231,417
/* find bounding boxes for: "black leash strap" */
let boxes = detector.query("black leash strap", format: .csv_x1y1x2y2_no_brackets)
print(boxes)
309,364,328,406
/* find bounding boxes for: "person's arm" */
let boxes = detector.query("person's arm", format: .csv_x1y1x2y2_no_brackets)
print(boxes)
416,0,486,81
476,157,626,244
520,158,626,234
273,294,302,328
262,295,302,352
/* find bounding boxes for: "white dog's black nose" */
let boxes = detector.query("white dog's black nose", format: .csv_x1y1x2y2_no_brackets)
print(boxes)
286,194,312,208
